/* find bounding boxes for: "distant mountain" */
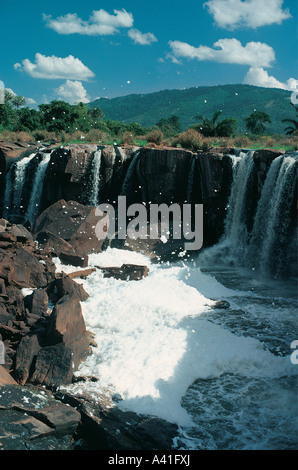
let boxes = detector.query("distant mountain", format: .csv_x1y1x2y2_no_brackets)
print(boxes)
88,84,295,134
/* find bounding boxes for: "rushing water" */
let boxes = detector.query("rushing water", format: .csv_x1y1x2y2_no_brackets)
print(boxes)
55,150,297,450
3,152,37,220
25,152,51,223
89,149,102,206
56,248,297,450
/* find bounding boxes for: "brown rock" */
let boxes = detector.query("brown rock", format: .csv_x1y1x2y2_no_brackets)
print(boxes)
15,334,41,384
30,343,74,388
24,289,49,316
54,276,89,302
0,365,17,385
68,268,96,279
33,199,108,258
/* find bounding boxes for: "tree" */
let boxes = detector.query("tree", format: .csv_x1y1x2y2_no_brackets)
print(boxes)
156,115,181,137
39,100,79,133
194,110,237,137
244,110,271,134
282,103,298,136
12,95,27,109
16,107,41,131
87,107,105,120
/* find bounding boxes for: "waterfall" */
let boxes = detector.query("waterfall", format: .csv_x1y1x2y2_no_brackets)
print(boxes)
245,153,297,277
3,152,37,221
12,153,37,213
120,151,141,197
200,150,297,278
25,152,51,223
223,150,255,258
89,148,102,206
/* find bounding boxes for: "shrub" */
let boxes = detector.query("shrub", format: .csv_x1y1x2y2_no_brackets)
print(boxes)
85,129,109,143
32,129,56,141
122,131,135,145
145,129,164,145
176,129,202,151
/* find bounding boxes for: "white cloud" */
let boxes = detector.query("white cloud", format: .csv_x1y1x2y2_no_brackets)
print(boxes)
128,29,157,45
26,97,37,105
243,67,297,91
14,53,94,80
204,0,291,29
56,80,90,104
168,38,275,67
43,9,133,36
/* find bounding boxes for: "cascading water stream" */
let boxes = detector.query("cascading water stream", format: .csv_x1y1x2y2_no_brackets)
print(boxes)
25,151,51,223
245,153,298,277
120,151,141,197
223,150,255,258
89,148,102,206
3,152,37,220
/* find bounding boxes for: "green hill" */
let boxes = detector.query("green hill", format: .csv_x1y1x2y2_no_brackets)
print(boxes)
88,84,295,134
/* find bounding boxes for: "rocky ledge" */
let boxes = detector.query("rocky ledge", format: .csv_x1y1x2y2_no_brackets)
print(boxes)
0,198,165,450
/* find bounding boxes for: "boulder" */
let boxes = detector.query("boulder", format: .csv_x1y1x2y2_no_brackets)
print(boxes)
56,390,179,450
30,343,74,388
35,230,88,267
33,199,108,258
24,289,49,317
46,275,89,303
15,334,41,385
98,264,149,281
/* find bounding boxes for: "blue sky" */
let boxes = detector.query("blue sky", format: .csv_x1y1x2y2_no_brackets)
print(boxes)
0,0,297,106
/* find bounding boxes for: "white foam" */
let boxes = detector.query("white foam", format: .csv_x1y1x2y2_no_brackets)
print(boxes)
62,248,296,427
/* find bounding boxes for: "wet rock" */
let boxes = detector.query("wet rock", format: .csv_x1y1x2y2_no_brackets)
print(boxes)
56,391,179,450
30,343,74,388
33,199,108,258
41,144,97,208
0,384,80,449
98,264,149,281
213,300,230,309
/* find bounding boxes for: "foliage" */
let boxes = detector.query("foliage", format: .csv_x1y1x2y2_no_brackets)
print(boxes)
282,103,298,136
122,131,135,145
16,107,41,132
174,129,202,150
146,128,164,145
87,84,295,134
155,115,181,137
194,110,237,137
39,100,80,133
244,110,271,135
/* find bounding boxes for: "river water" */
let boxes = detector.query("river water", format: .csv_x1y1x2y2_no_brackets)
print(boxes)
56,246,297,450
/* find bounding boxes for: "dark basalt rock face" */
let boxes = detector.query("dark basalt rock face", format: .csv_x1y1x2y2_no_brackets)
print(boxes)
0,385,81,450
